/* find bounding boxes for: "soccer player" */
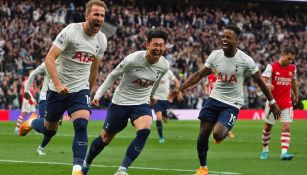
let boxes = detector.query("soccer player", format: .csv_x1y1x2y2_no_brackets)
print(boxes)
204,73,235,139
170,25,281,175
260,48,298,160
81,29,169,175
153,69,181,143
23,62,50,155
24,63,49,119
18,1,108,174
14,75,37,134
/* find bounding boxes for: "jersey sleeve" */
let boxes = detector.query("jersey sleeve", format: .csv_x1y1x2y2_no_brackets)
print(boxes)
204,51,217,69
262,64,273,79
168,70,176,81
246,57,258,75
97,34,108,60
53,24,72,51
25,63,46,93
94,55,132,100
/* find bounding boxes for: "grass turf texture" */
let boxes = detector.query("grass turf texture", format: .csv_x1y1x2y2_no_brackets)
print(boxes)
0,120,306,175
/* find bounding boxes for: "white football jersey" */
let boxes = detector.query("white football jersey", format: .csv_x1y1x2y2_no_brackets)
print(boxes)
205,49,258,109
153,70,176,100
94,51,170,105
25,63,50,101
49,23,107,92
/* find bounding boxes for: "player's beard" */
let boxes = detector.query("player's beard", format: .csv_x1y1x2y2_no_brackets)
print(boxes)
90,20,102,34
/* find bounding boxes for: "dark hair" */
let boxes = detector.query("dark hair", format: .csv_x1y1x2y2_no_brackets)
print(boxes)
146,29,168,43
86,0,108,14
224,25,242,37
283,47,296,55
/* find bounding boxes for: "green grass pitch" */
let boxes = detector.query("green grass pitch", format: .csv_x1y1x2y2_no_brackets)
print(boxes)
0,120,306,175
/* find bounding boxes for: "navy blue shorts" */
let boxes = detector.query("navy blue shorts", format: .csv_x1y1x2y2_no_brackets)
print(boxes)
198,97,239,130
38,100,46,118
152,100,170,117
45,89,91,123
103,103,152,134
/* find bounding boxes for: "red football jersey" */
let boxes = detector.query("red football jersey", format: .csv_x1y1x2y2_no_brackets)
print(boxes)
262,62,296,109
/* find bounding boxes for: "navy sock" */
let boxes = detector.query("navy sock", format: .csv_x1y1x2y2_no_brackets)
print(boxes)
121,129,150,168
85,136,107,164
31,118,45,133
40,136,51,148
72,118,88,165
197,134,209,166
156,120,163,138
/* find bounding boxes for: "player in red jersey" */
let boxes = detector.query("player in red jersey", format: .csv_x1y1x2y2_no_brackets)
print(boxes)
205,72,235,139
14,76,37,134
260,48,298,160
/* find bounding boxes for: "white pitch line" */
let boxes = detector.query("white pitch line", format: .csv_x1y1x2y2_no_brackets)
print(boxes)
0,159,242,175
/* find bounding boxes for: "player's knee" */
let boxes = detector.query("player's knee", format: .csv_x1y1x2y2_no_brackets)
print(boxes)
73,118,88,132
137,129,150,139
44,128,57,138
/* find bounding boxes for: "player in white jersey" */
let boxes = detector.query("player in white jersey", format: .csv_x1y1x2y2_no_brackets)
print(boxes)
152,69,181,143
23,62,52,155
81,29,169,175
24,63,49,118
18,1,108,175
170,25,281,175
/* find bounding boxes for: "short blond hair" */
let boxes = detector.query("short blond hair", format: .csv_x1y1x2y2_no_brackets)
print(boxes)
86,0,108,14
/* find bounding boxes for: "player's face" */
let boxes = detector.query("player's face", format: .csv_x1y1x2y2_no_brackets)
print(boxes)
221,29,238,54
86,5,106,34
146,38,166,64
281,53,295,66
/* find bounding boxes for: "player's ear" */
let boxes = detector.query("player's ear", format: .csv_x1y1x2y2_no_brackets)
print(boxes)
145,41,150,49
85,11,89,21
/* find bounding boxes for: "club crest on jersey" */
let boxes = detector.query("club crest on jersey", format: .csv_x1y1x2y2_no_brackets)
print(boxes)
276,72,280,76
217,73,237,83
72,52,95,63
133,79,154,87
288,71,293,77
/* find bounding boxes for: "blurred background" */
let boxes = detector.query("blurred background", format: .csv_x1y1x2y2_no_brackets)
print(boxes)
0,0,306,111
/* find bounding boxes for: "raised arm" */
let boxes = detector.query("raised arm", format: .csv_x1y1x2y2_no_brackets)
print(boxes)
180,66,211,91
92,57,128,106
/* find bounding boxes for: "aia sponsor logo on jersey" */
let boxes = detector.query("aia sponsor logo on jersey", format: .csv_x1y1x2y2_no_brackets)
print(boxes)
133,79,155,87
217,73,237,83
72,52,95,63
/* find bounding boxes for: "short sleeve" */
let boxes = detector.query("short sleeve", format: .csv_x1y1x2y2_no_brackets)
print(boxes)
204,51,217,69
168,70,176,81
262,64,273,78
246,57,258,75
97,33,108,60
53,24,72,51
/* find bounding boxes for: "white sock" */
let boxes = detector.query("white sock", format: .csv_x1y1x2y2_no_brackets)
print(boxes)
118,166,127,171
73,165,82,172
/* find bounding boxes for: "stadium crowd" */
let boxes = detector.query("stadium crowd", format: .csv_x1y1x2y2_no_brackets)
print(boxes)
0,0,306,110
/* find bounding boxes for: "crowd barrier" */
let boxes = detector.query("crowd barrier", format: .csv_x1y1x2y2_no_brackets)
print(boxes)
1,109,306,121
